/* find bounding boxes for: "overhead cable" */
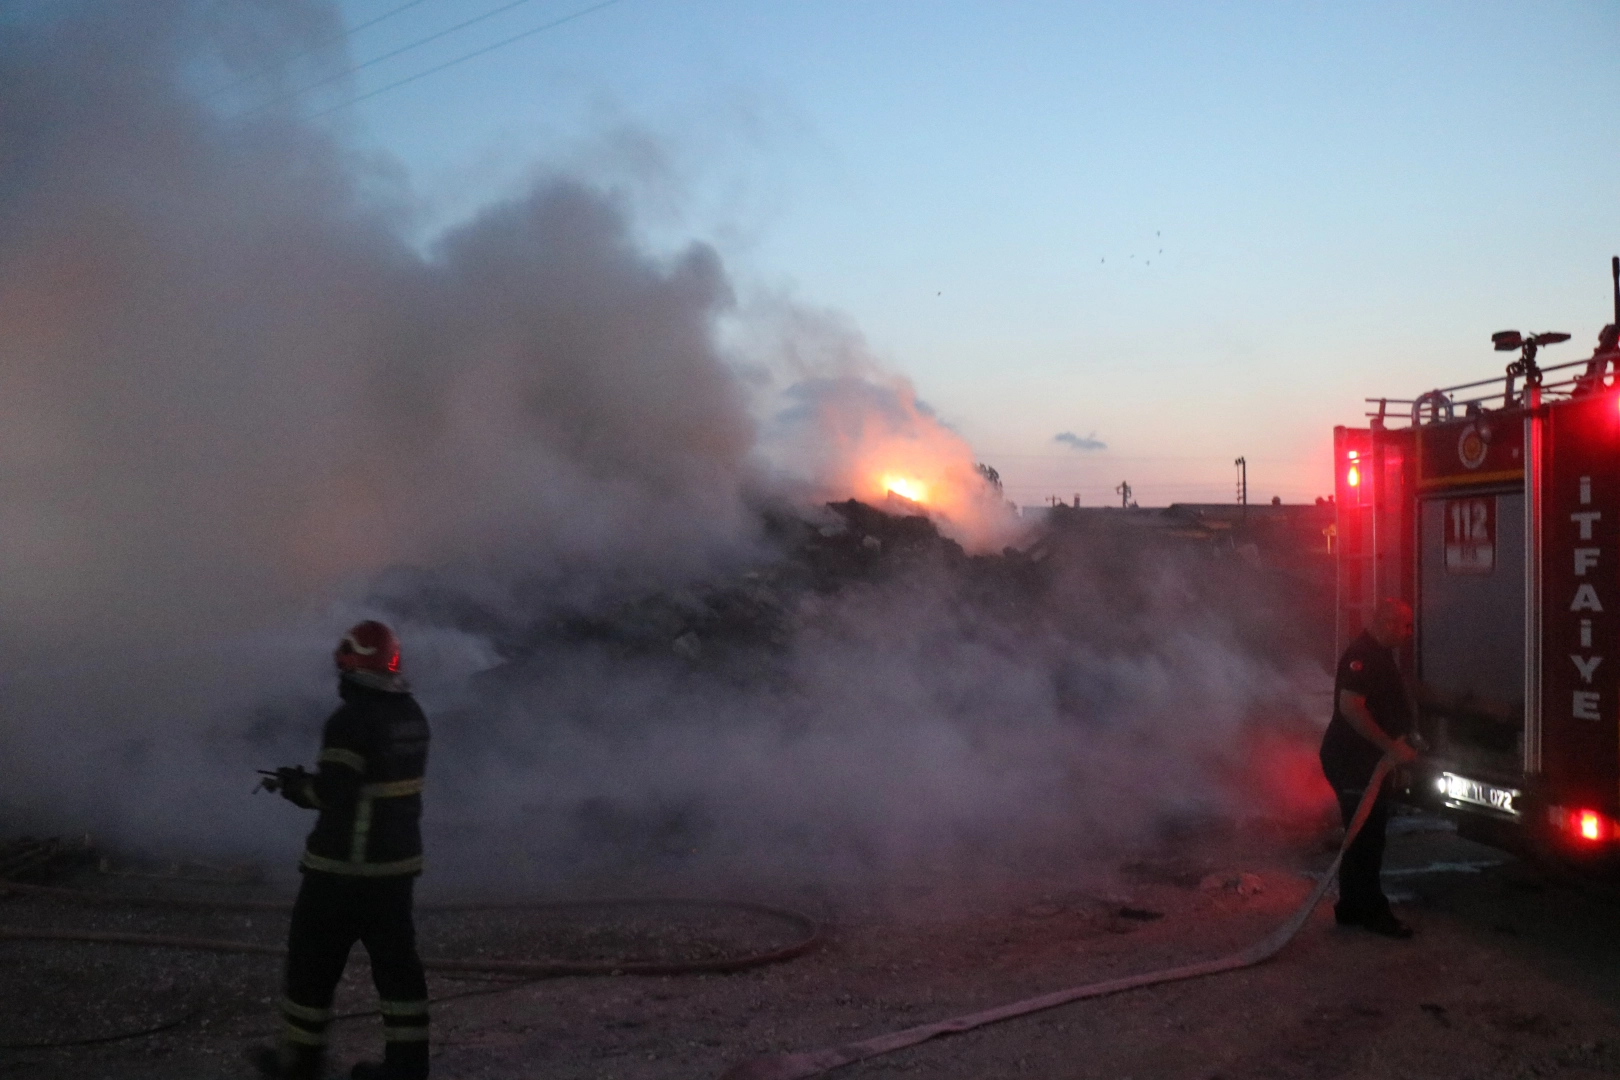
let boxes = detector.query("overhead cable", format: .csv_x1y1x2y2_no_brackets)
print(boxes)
205,0,438,99
237,0,552,118
305,0,628,120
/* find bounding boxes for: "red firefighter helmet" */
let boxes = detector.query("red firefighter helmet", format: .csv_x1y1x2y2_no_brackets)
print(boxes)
335,620,400,674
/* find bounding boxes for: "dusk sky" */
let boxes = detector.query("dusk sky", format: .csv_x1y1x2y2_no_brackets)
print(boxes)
234,1,1617,506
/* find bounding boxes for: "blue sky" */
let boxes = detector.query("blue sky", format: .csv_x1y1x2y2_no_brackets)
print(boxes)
282,0,1618,506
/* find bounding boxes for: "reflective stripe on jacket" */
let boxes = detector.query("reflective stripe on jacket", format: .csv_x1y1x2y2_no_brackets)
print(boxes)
301,674,430,877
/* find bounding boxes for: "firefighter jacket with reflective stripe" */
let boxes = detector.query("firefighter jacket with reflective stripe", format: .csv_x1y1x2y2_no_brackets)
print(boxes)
297,674,430,877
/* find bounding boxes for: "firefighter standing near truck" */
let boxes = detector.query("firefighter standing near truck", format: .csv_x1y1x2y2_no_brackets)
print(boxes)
1319,598,1420,939
253,621,432,1080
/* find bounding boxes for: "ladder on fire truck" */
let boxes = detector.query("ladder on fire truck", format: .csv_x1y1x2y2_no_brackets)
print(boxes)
1339,256,1620,660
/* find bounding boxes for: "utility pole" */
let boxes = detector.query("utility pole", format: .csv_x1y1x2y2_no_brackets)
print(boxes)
1234,457,1247,505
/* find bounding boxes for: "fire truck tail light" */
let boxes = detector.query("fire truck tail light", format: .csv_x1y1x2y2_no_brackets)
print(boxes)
1548,805,1616,844
1346,465,1360,487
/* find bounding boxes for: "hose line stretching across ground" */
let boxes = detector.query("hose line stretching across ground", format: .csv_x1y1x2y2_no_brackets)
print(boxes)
0,893,823,978
0,891,823,1049
719,753,1398,1080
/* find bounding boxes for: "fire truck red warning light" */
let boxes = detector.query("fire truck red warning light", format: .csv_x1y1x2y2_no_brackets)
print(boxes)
1346,465,1360,488
1549,805,1615,844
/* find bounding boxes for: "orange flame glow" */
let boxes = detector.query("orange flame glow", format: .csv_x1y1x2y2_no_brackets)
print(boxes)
881,475,928,504
769,373,1022,551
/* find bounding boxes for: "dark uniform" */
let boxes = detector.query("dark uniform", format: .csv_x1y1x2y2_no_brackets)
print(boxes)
1319,629,1410,924
275,670,432,1080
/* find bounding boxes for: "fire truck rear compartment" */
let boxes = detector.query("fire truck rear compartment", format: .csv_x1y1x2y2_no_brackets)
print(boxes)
1418,489,1526,776
1341,269,1620,869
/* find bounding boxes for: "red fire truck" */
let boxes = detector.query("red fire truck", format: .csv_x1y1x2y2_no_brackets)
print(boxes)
1335,260,1620,866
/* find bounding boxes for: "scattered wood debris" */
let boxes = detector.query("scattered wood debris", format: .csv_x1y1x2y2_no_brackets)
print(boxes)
0,835,95,884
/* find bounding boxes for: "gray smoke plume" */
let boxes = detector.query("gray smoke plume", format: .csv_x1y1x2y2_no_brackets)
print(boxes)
0,2,1333,898
1055,430,1107,452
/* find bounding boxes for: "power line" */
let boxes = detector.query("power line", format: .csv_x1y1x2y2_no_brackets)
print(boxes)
330,0,442,39
205,0,438,99
1002,487,1246,498
305,0,626,120
977,453,1305,463
237,0,553,118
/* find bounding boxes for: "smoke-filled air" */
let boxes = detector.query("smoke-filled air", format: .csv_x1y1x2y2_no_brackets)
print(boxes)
0,1,1333,899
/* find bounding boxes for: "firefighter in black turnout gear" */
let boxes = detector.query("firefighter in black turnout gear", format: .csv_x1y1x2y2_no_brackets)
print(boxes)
1319,598,1420,939
254,621,432,1080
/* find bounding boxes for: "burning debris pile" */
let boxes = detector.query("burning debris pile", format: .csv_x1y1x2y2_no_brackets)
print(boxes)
335,495,1340,895
467,498,981,671
385,495,1333,679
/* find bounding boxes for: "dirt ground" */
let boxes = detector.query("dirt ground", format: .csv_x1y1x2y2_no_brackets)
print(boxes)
3,817,1619,1080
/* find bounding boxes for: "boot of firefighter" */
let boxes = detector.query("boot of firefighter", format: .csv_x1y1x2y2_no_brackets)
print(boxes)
249,1042,326,1080
349,1047,428,1080
259,993,334,1078
352,997,429,1079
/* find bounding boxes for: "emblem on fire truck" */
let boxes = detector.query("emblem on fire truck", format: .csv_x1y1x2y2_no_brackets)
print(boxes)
1443,496,1494,574
1457,423,1489,470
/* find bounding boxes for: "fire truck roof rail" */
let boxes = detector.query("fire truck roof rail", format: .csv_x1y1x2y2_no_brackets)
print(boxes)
1363,353,1605,426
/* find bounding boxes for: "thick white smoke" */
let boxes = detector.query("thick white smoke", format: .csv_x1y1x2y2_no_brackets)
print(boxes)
0,2,1333,896
0,0,763,855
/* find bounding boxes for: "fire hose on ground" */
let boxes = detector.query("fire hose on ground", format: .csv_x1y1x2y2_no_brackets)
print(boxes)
0,889,822,977
0,887,823,1049
718,753,1399,1080
1,755,1392,1071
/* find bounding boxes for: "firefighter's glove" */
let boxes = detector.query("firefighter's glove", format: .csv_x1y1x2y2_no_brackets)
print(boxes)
274,766,316,808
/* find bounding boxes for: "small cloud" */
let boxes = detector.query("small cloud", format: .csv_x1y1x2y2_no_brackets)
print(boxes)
1054,431,1107,452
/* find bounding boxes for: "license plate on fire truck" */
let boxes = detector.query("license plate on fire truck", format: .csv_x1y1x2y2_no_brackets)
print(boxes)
1438,771,1521,818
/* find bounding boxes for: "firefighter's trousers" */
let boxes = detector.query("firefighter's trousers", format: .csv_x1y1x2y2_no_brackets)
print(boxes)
278,871,429,1079
1333,780,1392,920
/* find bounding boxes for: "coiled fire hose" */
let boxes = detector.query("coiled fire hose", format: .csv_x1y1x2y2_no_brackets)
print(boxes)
0,755,1390,1066
0,887,820,1050
719,753,1399,1080
0,890,821,978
